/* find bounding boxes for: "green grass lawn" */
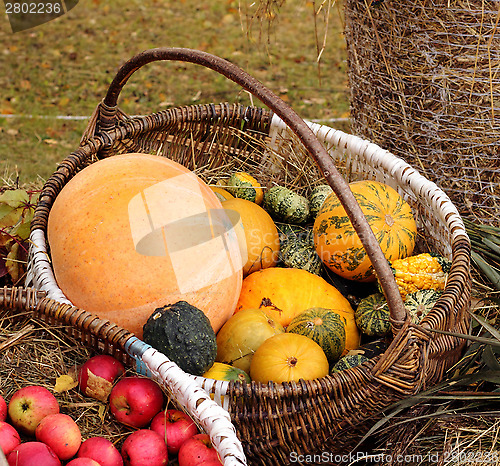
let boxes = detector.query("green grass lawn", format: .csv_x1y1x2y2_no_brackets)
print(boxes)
0,0,349,183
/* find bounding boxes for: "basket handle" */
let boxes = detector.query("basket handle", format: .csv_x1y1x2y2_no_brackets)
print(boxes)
96,47,407,323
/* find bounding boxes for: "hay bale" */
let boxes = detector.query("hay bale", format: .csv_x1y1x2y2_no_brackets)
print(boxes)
344,0,500,225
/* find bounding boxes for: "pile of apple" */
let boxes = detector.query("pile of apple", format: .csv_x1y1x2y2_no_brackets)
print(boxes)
0,354,223,466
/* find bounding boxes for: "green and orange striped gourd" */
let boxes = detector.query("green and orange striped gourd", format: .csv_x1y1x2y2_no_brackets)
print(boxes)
313,180,417,282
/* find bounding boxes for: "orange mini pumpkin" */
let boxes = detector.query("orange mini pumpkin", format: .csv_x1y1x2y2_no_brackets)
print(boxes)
47,153,243,338
249,333,329,383
223,198,280,276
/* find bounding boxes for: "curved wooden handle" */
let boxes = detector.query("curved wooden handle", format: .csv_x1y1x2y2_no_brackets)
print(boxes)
98,47,407,323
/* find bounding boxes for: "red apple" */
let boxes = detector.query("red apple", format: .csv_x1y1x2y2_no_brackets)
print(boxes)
35,413,81,460
66,459,101,466
7,441,61,466
178,434,222,466
77,436,123,466
109,377,164,428
0,395,7,422
78,354,125,402
0,421,21,455
121,429,168,466
150,409,198,455
8,385,60,435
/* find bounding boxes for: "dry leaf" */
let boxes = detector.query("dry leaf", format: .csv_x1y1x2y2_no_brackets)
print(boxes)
84,371,113,402
58,97,70,108
54,374,79,393
43,138,59,145
20,80,31,90
98,404,106,423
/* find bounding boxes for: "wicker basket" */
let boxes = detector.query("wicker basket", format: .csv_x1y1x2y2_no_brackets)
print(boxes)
1,48,471,465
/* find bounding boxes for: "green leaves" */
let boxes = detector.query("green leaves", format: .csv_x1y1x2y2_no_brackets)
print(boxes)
465,219,500,291
472,251,500,291
0,188,39,284
353,309,500,451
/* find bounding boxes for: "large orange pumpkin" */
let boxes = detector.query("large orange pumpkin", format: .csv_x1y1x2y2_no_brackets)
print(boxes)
314,180,417,282
235,267,360,351
47,153,243,338
223,198,280,276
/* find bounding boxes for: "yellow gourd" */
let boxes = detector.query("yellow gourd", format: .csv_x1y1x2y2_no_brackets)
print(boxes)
223,198,280,276
235,267,360,351
250,333,329,383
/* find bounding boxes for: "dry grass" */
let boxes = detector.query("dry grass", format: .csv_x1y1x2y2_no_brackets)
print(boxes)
0,310,135,447
194,126,327,197
0,0,349,182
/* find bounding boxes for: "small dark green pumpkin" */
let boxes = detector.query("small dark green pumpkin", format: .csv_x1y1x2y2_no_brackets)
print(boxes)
331,353,369,373
143,301,217,376
355,293,391,337
263,186,310,224
286,307,346,364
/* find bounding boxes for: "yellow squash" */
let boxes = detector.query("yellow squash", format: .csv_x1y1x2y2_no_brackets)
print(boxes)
250,333,329,383
235,267,360,351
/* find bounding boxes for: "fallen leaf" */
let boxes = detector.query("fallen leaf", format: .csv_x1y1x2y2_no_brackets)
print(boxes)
98,404,106,423
58,97,70,108
43,139,59,145
5,243,22,284
20,80,31,90
54,374,79,393
84,371,113,402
